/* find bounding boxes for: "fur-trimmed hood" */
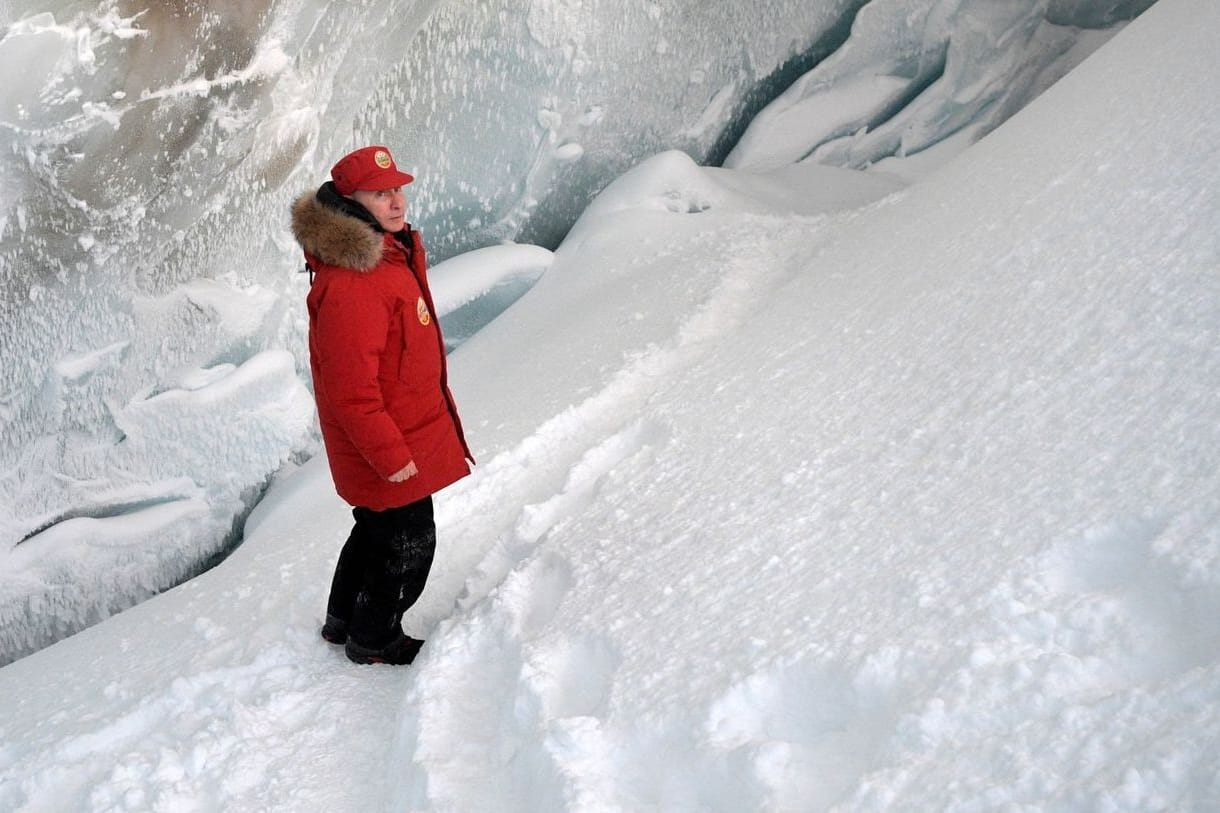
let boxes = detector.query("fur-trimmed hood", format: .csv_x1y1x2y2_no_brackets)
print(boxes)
291,186,384,271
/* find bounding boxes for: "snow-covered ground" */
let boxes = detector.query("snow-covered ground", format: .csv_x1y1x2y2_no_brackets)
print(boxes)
0,0,1145,667
2,0,1219,809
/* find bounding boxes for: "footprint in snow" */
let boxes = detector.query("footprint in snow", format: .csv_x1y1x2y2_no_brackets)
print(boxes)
1034,512,1220,685
702,650,913,811
525,632,621,720
503,550,575,640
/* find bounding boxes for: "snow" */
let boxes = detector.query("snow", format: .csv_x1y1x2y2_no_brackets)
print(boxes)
0,348,316,664
0,0,1141,663
725,0,1151,177
427,243,554,318
2,0,1218,808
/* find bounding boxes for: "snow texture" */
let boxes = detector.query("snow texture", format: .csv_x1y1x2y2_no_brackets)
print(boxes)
0,0,1138,661
1,0,1217,808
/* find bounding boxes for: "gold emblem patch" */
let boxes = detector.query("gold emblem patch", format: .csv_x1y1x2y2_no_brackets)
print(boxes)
374,150,392,169
417,297,431,326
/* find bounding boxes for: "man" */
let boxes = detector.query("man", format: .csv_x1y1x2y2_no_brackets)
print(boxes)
290,145,473,665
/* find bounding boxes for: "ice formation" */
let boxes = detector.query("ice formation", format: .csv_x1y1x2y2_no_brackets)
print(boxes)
726,0,1156,176
0,0,1154,662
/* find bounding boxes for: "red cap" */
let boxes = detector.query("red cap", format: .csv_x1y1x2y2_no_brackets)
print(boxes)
330,145,415,195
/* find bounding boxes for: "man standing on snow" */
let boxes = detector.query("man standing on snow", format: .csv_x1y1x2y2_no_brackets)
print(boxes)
290,145,473,665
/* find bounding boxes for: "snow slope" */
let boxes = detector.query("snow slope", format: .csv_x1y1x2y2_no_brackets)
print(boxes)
2,0,1219,809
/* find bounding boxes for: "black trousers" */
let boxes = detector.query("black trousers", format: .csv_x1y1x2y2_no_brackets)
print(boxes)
325,496,436,646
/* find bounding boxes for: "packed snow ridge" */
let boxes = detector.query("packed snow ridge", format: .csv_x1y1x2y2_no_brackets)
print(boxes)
1,0,1218,809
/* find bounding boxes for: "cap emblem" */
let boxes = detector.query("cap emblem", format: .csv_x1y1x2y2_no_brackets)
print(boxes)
374,150,393,169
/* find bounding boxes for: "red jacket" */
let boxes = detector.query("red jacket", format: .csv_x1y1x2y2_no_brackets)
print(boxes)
292,190,472,509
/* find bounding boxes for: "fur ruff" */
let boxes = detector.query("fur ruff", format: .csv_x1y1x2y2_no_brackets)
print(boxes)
290,191,384,271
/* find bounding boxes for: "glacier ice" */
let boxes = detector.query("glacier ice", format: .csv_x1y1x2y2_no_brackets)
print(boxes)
0,0,1155,662
726,0,1157,177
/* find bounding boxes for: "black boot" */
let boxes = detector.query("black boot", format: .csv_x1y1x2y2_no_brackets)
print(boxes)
345,631,424,665
320,613,348,645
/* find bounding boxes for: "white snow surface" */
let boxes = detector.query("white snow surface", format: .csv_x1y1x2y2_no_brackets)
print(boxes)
0,0,1147,663
427,243,554,317
3,0,1220,809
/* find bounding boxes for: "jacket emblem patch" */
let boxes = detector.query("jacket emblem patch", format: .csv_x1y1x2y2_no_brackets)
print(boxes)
417,297,431,326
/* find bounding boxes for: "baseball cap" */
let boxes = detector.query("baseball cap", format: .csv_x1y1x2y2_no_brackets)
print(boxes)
330,146,415,195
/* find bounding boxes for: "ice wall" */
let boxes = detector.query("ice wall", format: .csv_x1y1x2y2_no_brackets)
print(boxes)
726,0,1158,177
0,0,1152,662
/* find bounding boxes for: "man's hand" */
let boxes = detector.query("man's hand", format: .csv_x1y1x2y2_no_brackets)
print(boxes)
389,461,418,482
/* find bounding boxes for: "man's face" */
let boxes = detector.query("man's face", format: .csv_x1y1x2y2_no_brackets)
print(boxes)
350,186,406,232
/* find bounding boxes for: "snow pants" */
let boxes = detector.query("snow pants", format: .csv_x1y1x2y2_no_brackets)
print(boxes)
325,496,436,647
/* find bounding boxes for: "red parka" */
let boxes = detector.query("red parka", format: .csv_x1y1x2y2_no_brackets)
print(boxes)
291,190,472,510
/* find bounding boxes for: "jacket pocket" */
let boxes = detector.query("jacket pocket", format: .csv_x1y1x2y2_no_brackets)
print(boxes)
396,306,414,383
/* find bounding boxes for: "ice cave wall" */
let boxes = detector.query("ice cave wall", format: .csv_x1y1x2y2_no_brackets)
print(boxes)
0,0,1154,663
